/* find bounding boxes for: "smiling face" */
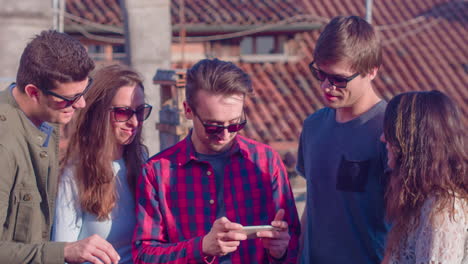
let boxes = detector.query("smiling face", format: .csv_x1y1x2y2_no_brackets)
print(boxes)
110,84,145,153
184,90,245,154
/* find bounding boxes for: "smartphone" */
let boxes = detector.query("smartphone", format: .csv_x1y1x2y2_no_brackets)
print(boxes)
239,225,278,239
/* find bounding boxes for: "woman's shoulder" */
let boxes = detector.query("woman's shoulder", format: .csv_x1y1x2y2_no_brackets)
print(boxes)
404,194,467,263
421,194,468,227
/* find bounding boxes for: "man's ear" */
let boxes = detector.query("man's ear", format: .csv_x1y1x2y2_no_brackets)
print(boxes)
24,84,41,102
183,101,194,120
368,67,379,81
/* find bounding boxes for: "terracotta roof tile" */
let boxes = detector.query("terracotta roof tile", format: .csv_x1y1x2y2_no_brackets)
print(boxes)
66,0,122,26
170,0,309,26
66,0,468,154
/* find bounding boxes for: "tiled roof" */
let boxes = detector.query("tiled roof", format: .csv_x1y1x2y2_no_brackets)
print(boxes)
66,0,468,156
171,0,310,26
66,0,313,27
66,0,122,26
238,0,468,152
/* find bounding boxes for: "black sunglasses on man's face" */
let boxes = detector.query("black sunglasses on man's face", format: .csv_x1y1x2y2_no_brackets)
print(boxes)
194,111,247,135
41,78,93,108
309,61,360,89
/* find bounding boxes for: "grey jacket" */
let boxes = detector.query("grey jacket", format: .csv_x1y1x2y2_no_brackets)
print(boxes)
0,87,65,263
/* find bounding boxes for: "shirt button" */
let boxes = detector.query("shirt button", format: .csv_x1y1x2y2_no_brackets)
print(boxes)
0,115,6,121
42,231,48,239
37,136,43,142
209,199,215,205
207,171,212,176
23,194,32,201
39,151,48,158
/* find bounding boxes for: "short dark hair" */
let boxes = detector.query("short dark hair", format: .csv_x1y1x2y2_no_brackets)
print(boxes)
314,16,382,75
185,58,252,110
16,30,95,92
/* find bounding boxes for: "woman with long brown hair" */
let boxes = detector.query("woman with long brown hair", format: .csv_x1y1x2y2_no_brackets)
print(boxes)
52,64,152,263
381,91,467,263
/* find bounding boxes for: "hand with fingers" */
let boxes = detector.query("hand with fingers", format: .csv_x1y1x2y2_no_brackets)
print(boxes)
64,234,121,264
257,209,291,259
202,217,247,257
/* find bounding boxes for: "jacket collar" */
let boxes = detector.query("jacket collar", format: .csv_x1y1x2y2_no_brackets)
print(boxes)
3,85,53,147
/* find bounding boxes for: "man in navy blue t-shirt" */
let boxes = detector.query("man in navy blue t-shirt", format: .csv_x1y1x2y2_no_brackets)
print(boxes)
297,16,390,264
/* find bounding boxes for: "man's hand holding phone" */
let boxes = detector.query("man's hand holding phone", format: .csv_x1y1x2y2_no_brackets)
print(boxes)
256,209,290,259
202,217,247,257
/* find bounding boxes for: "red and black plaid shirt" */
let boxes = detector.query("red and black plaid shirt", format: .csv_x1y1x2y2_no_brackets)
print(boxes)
132,134,300,264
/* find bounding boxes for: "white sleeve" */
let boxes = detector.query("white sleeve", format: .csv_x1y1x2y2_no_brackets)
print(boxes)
51,166,83,242
415,198,468,263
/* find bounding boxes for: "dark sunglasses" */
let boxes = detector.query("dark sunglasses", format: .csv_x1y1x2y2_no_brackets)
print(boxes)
41,78,94,107
309,61,360,88
195,112,247,135
110,104,152,122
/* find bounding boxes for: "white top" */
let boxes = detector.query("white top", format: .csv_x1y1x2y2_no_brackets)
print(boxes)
389,196,468,264
52,159,136,264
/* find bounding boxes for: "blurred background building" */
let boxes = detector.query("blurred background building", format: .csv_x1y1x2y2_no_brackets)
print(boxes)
1,0,467,178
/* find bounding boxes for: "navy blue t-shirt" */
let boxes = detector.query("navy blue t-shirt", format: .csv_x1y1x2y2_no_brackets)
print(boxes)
297,101,390,264
197,150,232,264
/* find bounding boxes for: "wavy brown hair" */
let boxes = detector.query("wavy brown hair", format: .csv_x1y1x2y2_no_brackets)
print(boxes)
383,91,467,257
63,64,148,220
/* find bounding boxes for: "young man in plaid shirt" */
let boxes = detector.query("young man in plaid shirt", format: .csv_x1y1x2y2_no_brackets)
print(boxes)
133,58,300,264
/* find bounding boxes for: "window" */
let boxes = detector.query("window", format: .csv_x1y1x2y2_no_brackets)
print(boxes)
113,45,125,53
87,44,104,57
240,35,286,55
86,44,127,63
256,36,274,54
240,37,253,54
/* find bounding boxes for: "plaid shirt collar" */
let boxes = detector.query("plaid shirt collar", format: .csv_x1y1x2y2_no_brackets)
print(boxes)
179,129,249,167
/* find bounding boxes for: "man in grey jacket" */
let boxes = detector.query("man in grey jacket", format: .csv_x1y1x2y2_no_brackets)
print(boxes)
0,30,120,264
